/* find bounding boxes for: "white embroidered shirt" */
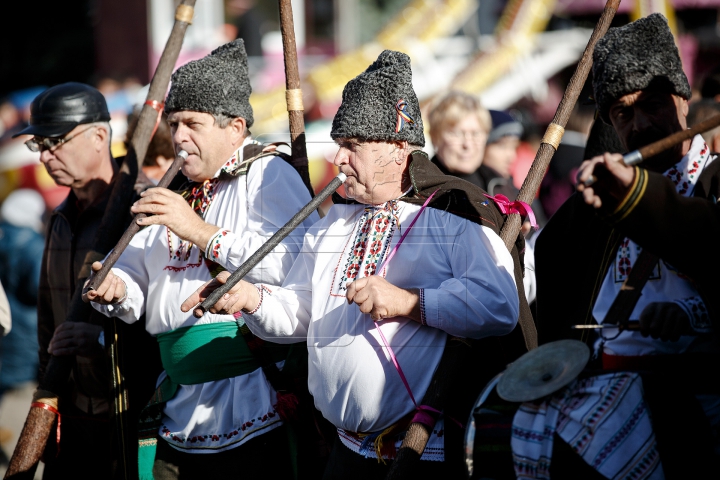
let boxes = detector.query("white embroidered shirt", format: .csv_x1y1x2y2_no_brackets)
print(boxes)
92,138,319,453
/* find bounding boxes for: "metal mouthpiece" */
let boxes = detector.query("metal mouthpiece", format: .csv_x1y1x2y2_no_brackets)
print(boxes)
178,150,188,160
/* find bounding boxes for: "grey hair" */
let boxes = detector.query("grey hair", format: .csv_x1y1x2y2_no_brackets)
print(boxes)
85,121,112,142
212,113,250,136
84,121,113,156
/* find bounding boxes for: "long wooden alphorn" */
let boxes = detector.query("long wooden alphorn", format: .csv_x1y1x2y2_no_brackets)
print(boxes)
386,1,622,478
4,2,196,478
279,0,314,199
85,150,187,292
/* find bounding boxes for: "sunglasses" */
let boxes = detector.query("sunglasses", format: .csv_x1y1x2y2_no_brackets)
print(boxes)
24,125,97,153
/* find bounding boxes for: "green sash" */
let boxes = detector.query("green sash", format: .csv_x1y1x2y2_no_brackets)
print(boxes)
138,321,288,480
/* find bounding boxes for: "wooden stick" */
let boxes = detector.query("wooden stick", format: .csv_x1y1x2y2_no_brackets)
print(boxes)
499,0,622,251
386,2,622,478
4,2,196,478
581,112,720,188
85,151,187,292
626,113,720,165
278,0,314,199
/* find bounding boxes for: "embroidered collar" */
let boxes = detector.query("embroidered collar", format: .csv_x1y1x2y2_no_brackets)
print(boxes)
167,138,264,266
662,134,714,197
214,138,265,179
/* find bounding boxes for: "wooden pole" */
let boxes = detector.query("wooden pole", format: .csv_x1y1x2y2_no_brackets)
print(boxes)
4,2,196,478
385,1,622,478
279,0,314,198
499,0,622,250
85,151,187,292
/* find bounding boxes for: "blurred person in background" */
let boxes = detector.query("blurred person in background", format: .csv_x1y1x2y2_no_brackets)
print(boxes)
687,99,720,152
481,110,524,196
428,91,491,188
14,82,161,479
226,0,263,56
429,94,539,301
483,110,546,231
125,107,175,184
0,189,45,397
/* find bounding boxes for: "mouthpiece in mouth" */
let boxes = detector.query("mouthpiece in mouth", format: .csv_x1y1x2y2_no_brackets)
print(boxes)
178,150,189,160
337,172,347,182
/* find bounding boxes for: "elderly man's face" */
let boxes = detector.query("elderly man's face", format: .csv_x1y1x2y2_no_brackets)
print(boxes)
333,139,409,204
609,90,688,170
38,124,107,189
168,111,245,182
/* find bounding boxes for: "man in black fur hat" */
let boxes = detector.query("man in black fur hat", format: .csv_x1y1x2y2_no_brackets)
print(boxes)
85,39,318,478
184,49,534,479
530,13,720,477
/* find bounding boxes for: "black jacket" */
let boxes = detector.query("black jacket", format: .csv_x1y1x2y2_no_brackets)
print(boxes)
535,160,720,344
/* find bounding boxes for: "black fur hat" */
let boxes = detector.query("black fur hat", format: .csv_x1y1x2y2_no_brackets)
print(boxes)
165,39,254,127
592,13,690,122
331,50,425,146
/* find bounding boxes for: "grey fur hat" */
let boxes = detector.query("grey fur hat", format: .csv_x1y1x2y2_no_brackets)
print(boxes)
592,13,690,122
331,50,424,146
165,39,254,127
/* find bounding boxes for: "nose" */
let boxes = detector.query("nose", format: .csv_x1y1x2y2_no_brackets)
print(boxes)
172,124,191,148
632,108,652,133
333,147,349,167
39,149,53,164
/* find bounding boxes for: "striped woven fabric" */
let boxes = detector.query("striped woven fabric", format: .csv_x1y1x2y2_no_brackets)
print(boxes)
511,372,664,479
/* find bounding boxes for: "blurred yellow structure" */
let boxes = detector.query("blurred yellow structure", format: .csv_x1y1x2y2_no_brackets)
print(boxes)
250,0,478,135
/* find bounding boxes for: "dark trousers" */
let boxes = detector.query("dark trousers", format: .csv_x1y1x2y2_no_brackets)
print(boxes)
322,435,450,480
153,425,293,479
41,406,112,480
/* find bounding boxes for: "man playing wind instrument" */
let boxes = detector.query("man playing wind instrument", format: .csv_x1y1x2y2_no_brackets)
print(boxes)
528,13,720,478
183,50,533,479
85,39,318,478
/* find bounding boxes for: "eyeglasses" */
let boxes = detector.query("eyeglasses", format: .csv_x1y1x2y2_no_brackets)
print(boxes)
443,130,487,143
24,125,97,153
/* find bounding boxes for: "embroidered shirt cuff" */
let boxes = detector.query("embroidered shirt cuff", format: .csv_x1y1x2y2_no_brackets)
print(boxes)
421,288,440,329
245,285,271,315
204,228,233,263
674,296,712,333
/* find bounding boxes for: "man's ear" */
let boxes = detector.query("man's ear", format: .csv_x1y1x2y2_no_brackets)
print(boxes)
680,98,689,118
94,124,109,152
229,116,247,144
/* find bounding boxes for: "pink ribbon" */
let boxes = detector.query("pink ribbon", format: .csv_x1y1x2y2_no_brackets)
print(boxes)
372,190,463,429
483,193,538,229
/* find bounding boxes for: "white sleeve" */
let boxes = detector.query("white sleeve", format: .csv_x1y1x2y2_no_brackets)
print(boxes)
422,224,519,339
241,231,317,343
523,241,537,305
204,156,318,285
90,227,151,324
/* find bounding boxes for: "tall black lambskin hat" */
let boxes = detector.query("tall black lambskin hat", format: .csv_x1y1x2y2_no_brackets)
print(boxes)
13,82,111,138
592,13,691,123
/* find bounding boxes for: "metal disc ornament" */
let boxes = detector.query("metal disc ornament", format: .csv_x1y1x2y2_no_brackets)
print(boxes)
497,339,590,403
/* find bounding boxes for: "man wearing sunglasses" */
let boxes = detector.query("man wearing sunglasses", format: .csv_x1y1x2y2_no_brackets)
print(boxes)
13,82,161,479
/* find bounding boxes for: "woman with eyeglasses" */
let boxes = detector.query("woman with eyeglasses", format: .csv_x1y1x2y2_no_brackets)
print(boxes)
428,91,491,189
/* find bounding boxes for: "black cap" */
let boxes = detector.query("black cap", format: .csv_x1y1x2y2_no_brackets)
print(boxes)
13,82,111,138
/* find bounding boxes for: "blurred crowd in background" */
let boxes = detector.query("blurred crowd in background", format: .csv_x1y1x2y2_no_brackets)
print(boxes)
4,0,720,464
